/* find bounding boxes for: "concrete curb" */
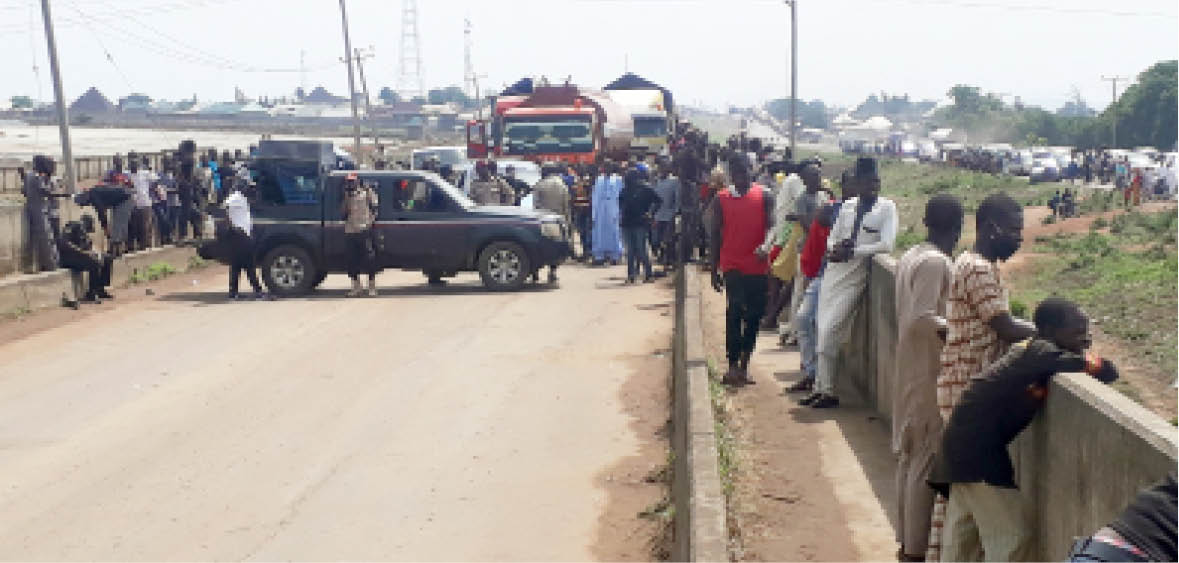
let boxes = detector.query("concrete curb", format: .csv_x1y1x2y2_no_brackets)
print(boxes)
672,266,729,562
0,244,199,313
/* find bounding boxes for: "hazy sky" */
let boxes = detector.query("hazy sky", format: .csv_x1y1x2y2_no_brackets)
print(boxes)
1,0,1175,112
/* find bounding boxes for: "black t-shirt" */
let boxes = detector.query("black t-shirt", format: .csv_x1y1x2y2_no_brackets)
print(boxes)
619,183,659,228
929,338,1116,495
1111,474,1177,562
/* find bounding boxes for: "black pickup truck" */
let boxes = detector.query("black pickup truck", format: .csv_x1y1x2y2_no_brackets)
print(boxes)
199,169,571,295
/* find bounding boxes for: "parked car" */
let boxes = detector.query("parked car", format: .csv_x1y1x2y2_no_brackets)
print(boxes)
199,169,571,294
1005,150,1034,175
1029,153,1060,183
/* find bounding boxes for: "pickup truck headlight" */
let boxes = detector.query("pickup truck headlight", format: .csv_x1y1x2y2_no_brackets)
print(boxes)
541,221,564,240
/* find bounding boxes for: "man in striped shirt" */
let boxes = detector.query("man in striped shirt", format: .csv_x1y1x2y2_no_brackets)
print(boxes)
926,192,1035,560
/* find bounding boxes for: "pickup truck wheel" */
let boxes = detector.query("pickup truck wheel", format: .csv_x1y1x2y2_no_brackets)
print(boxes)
478,241,530,291
261,245,318,296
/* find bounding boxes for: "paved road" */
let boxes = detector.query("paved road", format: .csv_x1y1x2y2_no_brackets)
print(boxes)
0,265,672,560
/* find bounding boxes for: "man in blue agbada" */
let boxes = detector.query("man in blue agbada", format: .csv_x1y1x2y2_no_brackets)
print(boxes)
591,161,624,264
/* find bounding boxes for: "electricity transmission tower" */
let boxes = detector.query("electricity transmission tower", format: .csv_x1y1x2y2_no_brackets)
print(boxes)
463,18,475,98
397,0,425,101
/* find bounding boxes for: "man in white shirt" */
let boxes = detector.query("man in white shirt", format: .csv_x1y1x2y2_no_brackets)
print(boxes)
223,188,269,300
127,154,156,251
801,157,898,409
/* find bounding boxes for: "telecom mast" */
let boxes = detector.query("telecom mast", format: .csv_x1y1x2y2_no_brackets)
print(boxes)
463,18,475,98
396,0,425,100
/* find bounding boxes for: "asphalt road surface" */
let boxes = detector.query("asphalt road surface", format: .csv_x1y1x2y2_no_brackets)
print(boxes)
0,265,672,560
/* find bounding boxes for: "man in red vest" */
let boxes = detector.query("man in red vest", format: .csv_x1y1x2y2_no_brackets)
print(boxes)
707,153,776,385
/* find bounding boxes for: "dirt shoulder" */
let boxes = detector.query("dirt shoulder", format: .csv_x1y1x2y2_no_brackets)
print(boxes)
699,271,898,561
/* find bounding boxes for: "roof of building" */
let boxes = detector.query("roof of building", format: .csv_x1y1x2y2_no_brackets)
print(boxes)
70,87,116,113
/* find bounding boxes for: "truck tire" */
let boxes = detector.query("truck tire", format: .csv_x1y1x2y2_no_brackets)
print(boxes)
261,244,318,296
477,241,530,291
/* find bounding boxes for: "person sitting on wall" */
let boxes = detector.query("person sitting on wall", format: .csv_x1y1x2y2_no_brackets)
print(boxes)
928,298,1119,562
57,215,114,305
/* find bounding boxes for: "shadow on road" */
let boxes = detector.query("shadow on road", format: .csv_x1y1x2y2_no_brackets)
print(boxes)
156,281,561,304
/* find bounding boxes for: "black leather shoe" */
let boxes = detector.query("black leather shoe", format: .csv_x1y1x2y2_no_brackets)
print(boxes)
810,394,840,409
786,378,814,393
798,392,821,406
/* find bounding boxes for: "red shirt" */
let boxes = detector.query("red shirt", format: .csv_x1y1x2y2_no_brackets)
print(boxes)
717,185,770,275
800,217,831,279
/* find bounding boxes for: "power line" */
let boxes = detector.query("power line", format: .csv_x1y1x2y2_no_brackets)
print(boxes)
62,0,135,92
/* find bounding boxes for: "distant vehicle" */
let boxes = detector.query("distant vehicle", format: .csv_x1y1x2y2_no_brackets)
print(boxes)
200,147,570,293
411,146,468,171
1029,154,1060,183
1006,150,1034,175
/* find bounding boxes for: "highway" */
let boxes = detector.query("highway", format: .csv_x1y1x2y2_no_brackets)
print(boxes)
0,265,671,560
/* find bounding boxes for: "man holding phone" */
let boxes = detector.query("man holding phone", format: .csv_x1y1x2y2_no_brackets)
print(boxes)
803,157,897,408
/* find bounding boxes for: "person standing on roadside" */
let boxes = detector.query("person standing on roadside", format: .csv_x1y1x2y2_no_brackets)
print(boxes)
651,164,680,272
223,186,268,301
340,173,380,297
24,154,60,272
707,153,776,386
533,164,571,226
786,170,855,394
931,298,1118,561
571,165,594,261
127,153,155,251
892,194,964,562
619,168,660,284
924,191,1036,561
802,157,897,409
591,162,624,265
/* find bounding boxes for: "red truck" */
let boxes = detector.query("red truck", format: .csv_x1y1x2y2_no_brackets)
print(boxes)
467,85,628,165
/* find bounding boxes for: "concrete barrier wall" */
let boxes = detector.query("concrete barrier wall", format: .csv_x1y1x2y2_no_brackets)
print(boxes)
839,254,1178,561
672,267,729,562
0,244,198,315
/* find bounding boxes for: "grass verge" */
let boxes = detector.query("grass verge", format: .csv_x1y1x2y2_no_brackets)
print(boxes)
1013,211,1178,399
128,262,178,284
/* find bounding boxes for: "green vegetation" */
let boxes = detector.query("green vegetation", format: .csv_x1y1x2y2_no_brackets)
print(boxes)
128,262,177,284
705,357,737,498
932,60,1177,149
187,255,210,270
1015,212,1178,379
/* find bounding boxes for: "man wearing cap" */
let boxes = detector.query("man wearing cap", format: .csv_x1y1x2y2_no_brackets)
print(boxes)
340,172,380,297
801,156,897,408
503,165,529,206
470,162,505,206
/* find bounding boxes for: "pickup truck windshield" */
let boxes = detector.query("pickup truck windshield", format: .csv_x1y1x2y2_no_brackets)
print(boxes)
633,116,667,138
417,171,476,210
503,116,593,155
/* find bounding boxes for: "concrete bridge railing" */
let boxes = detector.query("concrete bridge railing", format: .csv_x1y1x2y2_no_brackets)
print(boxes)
837,255,1178,561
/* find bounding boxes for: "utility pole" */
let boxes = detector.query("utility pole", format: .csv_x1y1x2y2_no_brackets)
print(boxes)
338,0,361,158
785,0,797,159
1101,75,1127,148
39,0,76,194
353,47,379,147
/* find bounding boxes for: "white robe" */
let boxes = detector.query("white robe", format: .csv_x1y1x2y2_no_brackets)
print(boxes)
816,196,898,354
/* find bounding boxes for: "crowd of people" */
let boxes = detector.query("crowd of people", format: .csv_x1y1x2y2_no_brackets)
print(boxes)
674,129,1175,561
19,144,258,305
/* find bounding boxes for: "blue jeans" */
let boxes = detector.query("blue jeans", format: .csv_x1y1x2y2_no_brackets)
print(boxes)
794,276,820,379
622,225,652,280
